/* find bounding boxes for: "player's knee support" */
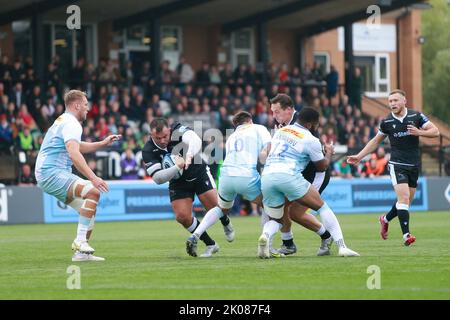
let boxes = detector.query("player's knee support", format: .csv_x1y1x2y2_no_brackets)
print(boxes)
82,198,98,214
218,194,234,209
264,205,284,220
68,180,98,212
72,180,95,199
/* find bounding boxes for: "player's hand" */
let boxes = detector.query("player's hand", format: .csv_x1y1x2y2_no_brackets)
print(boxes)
346,155,361,165
184,155,193,170
103,134,122,146
324,142,335,155
174,155,185,170
274,123,283,131
92,176,109,193
407,125,421,136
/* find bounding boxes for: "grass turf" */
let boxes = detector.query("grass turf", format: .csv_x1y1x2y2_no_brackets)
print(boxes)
0,211,449,299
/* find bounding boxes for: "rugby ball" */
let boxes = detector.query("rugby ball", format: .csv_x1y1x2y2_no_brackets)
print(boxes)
162,154,183,180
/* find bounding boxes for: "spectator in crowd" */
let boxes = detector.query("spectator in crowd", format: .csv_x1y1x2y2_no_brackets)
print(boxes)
10,82,26,109
87,158,102,177
0,113,13,154
0,54,389,183
18,163,36,186
348,67,363,110
333,158,354,178
196,62,210,86
177,56,194,84
311,61,325,82
370,147,389,175
18,104,38,131
326,65,339,98
209,66,221,85
360,159,382,178
445,156,450,176
120,148,139,180
16,126,36,152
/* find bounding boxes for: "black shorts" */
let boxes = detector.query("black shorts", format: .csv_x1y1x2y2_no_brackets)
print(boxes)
169,167,216,202
388,163,419,188
302,162,331,194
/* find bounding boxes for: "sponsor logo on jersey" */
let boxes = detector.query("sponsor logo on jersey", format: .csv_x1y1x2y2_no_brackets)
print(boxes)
279,127,304,139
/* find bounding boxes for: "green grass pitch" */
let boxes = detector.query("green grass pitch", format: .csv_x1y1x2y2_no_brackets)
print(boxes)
1,211,449,299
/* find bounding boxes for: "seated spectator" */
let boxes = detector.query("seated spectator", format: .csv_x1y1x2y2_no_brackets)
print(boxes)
209,65,221,85
18,163,36,186
177,56,194,84
445,156,450,176
0,113,13,154
16,126,36,152
360,159,382,178
120,148,139,180
370,147,389,175
333,158,354,178
325,127,337,145
87,158,101,177
18,104,38,131
95,117,109,140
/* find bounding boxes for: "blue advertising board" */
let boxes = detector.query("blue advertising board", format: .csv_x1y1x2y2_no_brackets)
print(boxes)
43,181,202,223
321,177,428,213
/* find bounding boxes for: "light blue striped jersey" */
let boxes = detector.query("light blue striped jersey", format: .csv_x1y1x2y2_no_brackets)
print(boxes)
35,112,82,180
221,123,271,177
263,123,323,176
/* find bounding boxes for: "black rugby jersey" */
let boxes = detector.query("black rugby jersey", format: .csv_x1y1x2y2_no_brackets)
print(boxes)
274,111,298,128
142,122,206,182
378,109,429,167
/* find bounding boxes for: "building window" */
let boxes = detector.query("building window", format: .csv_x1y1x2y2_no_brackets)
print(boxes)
313,51,330,74
354,53,390,97
161,26,182,71
12,20,32,59
51,24,97,68
126,25,149,47
231,28,254,69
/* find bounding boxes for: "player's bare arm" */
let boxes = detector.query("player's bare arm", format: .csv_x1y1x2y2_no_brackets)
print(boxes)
407,122,440,138
314,142,334,172
150,156,185,185
181,130,202,170
79,134,122,154
258,143,271,165
66,140,109,192
347,134,386,165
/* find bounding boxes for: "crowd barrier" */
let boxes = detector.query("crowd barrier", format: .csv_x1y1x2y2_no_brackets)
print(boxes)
0,177,448,225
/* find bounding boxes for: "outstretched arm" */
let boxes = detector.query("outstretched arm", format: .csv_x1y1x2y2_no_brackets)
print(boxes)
347,134,386,165
181,130,202,170
66,140,109,192
80,134,121,154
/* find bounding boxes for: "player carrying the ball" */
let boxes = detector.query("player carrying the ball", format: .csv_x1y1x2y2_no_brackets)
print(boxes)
142,118,234,257
185,111,274,258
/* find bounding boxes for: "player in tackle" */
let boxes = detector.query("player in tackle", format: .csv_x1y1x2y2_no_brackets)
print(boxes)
259,107,359,258
185,111,276,257
142,118,234,257
35,90,121,261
